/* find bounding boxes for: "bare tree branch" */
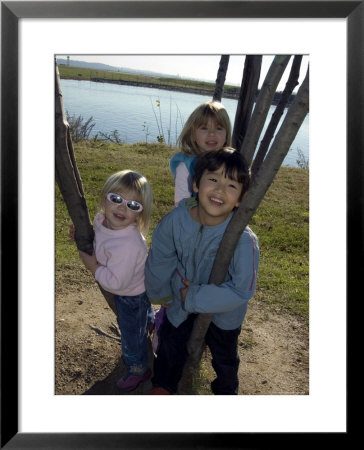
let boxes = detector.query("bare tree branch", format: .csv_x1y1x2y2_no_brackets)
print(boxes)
55,61,118,316
185,66,309,368
240,55,291,166
213,55,230,102
251,55,303,178
232,55,262,150
55,61,94,255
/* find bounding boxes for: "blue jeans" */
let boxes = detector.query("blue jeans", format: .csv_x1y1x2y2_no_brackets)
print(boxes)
114,292,154,375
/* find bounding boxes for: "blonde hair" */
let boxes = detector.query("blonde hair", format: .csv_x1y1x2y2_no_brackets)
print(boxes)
99,170,153,236
177,101,232,156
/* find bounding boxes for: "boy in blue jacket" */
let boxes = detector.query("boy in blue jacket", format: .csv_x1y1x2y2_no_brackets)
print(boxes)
145,147,259,395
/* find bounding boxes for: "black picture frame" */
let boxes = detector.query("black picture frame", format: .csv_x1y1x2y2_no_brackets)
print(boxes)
1,1,358,448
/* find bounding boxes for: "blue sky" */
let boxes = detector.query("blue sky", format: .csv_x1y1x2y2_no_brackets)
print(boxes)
57,54,309,91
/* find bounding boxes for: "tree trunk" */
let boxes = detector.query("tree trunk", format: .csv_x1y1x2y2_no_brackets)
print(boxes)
55,61,94,255
185,66,309,369
232,55,262,151
251,55,303,178
213,55,230,102
55,61,118,316
240,55,291,166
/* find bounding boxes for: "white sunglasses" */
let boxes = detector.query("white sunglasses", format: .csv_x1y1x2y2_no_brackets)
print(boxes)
106,193,143,212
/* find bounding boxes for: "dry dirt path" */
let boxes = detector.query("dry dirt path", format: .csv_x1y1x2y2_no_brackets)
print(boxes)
55,285,309,395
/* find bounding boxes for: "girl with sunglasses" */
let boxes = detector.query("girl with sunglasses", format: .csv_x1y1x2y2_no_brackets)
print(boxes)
76,169,154,393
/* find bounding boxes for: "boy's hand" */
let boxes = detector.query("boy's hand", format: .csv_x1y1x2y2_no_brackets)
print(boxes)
78,250,99,276
180,279,190,303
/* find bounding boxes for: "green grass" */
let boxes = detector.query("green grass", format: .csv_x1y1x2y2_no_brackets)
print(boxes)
250,168,309,317
56,141,309,321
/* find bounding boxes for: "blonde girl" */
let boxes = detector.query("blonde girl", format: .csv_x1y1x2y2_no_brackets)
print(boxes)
170,100,232,206
77,170,154,393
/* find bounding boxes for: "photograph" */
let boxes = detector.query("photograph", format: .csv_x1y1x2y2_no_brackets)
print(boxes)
55,53,310,398
2,0,356,447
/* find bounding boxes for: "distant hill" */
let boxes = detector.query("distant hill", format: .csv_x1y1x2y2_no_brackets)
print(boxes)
55,58,205,81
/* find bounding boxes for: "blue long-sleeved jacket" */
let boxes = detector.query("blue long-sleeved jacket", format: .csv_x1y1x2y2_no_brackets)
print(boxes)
145,198,259,330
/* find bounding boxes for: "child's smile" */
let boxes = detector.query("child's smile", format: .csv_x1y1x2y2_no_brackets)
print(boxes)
104,190,140,230
192,165,243,226
112,211,127,222
195,118,227,153
209,196,224,206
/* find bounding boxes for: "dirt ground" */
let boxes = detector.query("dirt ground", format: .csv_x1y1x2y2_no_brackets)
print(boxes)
55,279,309,396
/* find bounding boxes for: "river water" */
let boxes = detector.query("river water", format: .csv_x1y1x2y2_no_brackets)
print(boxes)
60,79,309,168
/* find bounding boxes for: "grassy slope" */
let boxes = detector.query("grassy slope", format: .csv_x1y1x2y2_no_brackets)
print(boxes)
56,141,309,321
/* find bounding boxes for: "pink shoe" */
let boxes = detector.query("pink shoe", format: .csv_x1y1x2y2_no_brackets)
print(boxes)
116,369,151,393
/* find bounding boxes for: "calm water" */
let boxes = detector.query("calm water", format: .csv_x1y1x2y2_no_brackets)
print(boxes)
60,79,309,167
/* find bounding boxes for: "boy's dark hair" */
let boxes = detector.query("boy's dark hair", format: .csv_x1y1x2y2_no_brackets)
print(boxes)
193,147,251,201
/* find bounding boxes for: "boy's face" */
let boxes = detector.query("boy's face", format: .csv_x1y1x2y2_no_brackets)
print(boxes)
193,165,243,226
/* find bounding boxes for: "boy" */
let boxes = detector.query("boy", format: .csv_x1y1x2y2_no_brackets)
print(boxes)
145,147,260,395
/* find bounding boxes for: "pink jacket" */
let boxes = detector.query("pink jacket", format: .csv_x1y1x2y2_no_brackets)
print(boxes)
93,213,147,296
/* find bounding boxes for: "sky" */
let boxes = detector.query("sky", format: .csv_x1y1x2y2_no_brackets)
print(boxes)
57,54,309,91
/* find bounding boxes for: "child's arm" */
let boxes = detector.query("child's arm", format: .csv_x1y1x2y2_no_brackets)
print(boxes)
183,231,259,314
174,162,191,206
69,225,100,276
180,279,190,303
78,250,100,276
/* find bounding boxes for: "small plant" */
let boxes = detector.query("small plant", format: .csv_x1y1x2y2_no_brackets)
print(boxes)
150,98,166,144
149,98,185,146
141,122,150,143
175,104,184,143
98,130,124,144
296,148,309,169
66,111,95,142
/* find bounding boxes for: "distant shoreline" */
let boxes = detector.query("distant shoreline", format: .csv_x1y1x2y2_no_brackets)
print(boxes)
89,77,241,100
58,65,296,105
